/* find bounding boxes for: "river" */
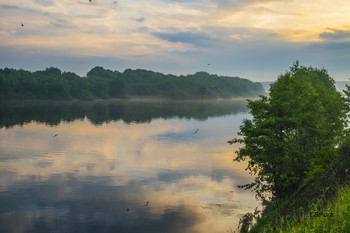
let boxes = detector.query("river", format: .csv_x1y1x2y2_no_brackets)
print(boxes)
0,99,259,233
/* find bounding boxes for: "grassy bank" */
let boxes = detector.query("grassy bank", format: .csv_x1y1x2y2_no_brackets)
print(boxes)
280,186,350,232
251,185,350,233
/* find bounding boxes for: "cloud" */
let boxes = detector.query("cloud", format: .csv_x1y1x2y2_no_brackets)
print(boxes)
0,2,51,19
50,19,78,30
152,31,212,44
1,0,350,80
34,0,56,6
214,0,292,11
0,174,207,233
131,17,145,22
314,28,350,51
215,0,292,6
309,41,350,51
157,0,202,2
319,28,350,41
0,4,19,9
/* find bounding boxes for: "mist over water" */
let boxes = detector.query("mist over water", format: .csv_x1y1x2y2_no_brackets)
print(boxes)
0,100,259,233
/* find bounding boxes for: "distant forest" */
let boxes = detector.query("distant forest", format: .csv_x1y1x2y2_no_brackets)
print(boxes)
0,67,264,100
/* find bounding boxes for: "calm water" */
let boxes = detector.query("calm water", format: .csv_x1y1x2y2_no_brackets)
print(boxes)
0,100,259,233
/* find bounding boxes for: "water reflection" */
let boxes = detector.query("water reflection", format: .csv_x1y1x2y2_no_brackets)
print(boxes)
0,99,247,128
0,100,258,233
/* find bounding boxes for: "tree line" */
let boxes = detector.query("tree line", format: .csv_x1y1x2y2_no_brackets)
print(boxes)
0,66,265,100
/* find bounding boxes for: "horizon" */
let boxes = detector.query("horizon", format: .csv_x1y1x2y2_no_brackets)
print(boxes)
1,1,350,81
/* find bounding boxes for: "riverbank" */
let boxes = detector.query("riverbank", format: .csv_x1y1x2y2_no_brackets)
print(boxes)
277,185,350,232
249,183,350,232
0,96,258,104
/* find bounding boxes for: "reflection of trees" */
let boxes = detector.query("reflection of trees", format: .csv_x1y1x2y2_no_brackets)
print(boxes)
0,100,248,128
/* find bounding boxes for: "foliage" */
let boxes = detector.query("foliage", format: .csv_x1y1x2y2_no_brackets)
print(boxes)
0,67,126,100
228,62,347,198
117,69,264,98
247,132,350,232
0,67,264,101
251,185,350,233
229,62,350,232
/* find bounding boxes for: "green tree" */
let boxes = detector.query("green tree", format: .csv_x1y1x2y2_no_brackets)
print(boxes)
109,77,127,98
229,62,347,198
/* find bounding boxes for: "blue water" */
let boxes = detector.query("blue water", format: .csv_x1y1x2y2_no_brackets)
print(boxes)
0,100,258,233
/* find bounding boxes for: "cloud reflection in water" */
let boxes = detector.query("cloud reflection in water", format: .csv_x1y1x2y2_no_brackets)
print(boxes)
0,100,258,232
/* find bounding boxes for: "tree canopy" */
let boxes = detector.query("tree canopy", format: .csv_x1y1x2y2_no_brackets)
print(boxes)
0,66,264,100
229,62,347,198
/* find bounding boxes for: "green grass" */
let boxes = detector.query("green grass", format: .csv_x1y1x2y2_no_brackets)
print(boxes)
256,186,350,233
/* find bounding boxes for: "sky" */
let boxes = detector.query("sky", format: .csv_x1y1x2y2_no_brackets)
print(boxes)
0,0,350,81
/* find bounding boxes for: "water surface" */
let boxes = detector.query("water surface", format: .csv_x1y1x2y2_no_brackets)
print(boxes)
0,100,258,233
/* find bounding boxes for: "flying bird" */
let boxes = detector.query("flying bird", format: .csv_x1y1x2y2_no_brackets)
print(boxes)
144,201,149,206
207,63,210,66
53,133,59,137
127,208,130,211
21,23,24,27
193,128,199,134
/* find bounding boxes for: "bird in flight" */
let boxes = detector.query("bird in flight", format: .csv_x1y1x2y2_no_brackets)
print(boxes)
21,23,24,27
144,201,149,206
207,63,210,66
193,128,199,134
53,133,59,137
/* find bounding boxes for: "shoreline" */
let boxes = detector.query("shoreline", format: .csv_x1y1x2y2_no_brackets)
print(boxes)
0,96,259,104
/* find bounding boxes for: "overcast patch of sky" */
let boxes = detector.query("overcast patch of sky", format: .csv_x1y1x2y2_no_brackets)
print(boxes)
319,28,350,41
0,0,350,80
152,31,212,45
